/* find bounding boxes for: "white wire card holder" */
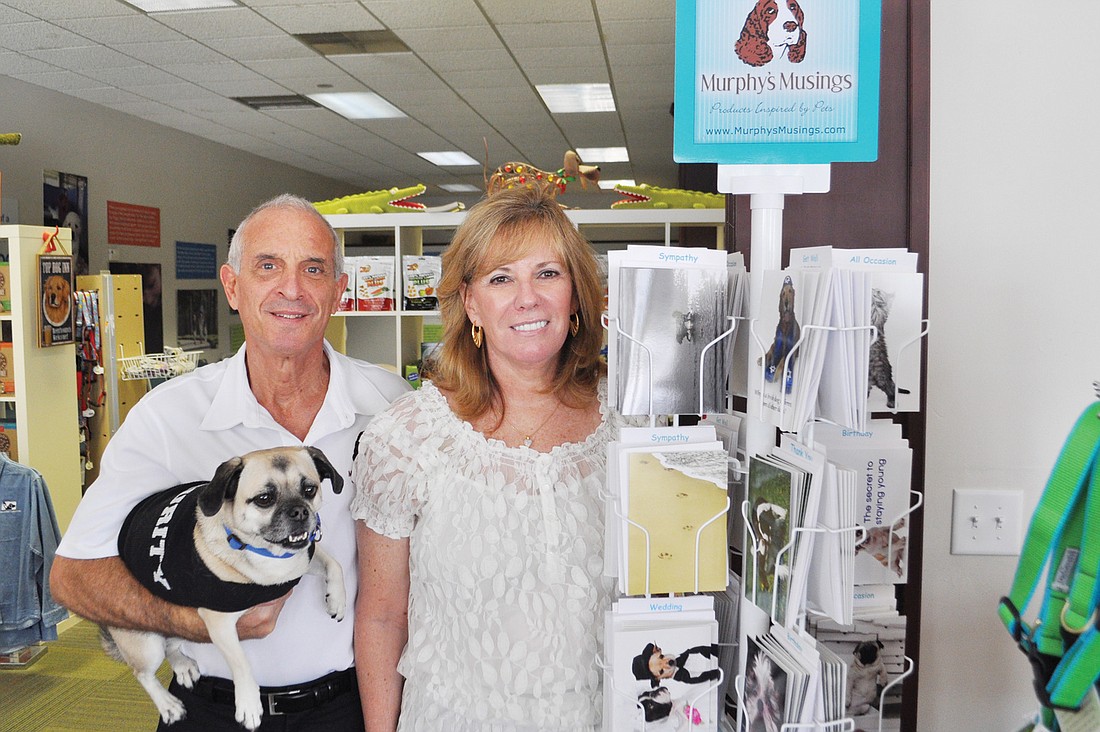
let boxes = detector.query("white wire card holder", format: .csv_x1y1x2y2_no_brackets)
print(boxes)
604,312,738,418
612,490,732,598
118,343,201,381
600,653,726,732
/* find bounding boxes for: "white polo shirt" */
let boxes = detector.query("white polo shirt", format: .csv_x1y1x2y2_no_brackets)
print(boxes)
57,341,410,685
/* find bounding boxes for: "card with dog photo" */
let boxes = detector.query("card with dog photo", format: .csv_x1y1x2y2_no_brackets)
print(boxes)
37,254,74,346
604,603,720,732
748,268,828,432
814,421,914,584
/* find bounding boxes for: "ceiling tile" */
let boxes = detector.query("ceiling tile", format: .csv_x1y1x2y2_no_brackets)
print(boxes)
256,2,384,34
149,6,282,41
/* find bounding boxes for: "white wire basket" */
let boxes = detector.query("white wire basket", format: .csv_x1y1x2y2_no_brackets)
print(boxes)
119,346,201,381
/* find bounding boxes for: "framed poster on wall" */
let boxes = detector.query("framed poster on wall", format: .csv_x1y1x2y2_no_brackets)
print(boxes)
674,0,882,164
38,254,74,346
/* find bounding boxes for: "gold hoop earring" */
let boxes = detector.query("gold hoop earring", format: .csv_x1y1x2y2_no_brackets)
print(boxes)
569,312,580,337
471,323,484,349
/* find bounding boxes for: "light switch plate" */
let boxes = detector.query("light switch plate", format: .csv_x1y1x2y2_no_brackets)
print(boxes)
951,489,1024,556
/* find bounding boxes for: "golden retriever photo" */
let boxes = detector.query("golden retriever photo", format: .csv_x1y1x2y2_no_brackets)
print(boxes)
42,273,72,326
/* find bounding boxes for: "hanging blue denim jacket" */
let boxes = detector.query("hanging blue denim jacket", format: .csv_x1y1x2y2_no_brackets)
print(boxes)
0,455,68,648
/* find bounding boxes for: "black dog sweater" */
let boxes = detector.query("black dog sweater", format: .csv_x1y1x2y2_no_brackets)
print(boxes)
118,482,306,613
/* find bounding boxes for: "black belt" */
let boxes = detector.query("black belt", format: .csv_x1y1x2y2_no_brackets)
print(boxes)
184,668,358,715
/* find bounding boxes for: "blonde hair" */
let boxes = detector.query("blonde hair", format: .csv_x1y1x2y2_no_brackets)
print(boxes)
426,186,605,421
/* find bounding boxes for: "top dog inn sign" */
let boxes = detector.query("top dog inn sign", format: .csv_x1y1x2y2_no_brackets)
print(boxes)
674,0,882,165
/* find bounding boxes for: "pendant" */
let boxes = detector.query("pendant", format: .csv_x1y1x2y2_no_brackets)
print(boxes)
523,436,533,447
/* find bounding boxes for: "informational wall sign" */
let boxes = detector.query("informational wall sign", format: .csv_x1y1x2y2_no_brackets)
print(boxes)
107,200,161,248
674,0,881,165
175,241,218,280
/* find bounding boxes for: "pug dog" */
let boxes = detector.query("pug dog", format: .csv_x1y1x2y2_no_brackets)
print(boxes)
100,446,346,730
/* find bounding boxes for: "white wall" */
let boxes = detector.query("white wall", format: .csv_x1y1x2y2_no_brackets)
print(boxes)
921,2,1100,728
0,74,350,363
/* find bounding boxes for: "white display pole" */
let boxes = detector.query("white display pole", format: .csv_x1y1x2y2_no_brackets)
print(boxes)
717,163,830,730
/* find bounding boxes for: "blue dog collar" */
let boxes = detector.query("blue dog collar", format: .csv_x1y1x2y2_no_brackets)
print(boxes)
225,514,322,559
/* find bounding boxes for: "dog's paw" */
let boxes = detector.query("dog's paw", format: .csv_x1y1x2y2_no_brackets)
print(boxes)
156,693,187,725
172,656,200,689
235,694,263,731
327,589,347,622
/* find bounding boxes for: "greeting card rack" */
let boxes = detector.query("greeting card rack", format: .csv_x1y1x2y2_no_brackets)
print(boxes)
719,164,927,732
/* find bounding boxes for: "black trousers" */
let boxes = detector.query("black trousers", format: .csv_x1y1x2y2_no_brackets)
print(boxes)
155,677,364,732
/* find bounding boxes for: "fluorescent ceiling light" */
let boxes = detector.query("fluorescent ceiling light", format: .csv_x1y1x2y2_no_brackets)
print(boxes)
439,183,481,193
418,151,479,167
307,92,405,119
598,179,636,190
124,0,237,11
536,83,615,113
575,146,629,163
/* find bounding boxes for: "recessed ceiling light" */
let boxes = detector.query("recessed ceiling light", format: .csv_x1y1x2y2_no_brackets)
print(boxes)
307,92,406,119
598,179,637,190
295,30,411,57
418,151,480,167
575,147,629,163
536,83,615,113
439,183,481,193
233,95,320,111
123,0,238,11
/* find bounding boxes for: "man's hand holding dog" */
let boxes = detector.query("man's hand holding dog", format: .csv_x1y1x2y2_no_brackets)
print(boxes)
235,592,291,640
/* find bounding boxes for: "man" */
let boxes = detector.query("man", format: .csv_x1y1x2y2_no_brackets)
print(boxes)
50,193,410,730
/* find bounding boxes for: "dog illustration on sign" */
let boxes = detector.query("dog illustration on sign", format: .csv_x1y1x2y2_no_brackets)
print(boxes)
736,0,807,67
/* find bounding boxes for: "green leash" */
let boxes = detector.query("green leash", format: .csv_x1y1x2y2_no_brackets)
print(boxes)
999,402,1100,728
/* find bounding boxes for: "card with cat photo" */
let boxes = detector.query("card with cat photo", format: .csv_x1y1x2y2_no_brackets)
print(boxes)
864,271,923,413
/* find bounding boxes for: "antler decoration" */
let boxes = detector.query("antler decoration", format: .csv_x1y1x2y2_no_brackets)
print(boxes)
486,149,600,198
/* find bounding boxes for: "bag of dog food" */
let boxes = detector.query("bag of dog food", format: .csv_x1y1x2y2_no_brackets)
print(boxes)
403,255,441,311
356,256,395,311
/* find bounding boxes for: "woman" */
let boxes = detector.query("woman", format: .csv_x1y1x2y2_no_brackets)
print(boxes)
351,185,630,731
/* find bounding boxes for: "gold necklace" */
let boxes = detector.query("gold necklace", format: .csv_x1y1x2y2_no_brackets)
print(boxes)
504,400,562,447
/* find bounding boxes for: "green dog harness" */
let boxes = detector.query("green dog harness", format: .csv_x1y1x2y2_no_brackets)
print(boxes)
999,402,1100,729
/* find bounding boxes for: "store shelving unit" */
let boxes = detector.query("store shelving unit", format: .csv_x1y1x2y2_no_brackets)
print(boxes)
323,208,727,370
0,225,82,532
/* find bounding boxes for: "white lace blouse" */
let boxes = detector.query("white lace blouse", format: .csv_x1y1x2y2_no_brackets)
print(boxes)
351,380,626,731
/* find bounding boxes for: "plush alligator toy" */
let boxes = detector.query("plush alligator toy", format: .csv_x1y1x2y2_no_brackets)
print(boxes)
611,183,725,210
313,185,464,214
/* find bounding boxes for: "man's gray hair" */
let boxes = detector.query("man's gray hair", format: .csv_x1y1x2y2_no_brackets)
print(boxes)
227,193,343,276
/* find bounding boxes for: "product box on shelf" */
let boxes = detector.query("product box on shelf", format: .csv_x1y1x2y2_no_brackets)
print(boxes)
402,255,440,311
0,423,17,461
0,262,9,312
356,256,396,311
0,341,13,393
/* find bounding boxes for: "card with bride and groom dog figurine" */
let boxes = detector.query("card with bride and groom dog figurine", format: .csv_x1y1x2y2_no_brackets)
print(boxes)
813,420,914,585
603,596,721,732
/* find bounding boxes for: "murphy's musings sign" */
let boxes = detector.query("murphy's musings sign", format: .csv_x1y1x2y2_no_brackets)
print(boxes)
674,0,881,165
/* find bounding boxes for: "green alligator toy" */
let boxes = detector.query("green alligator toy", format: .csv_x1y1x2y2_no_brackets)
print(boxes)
611,183,725,210
313,185,464,214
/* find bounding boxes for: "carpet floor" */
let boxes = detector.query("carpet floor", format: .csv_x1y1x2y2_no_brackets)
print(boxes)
0,619,170,732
